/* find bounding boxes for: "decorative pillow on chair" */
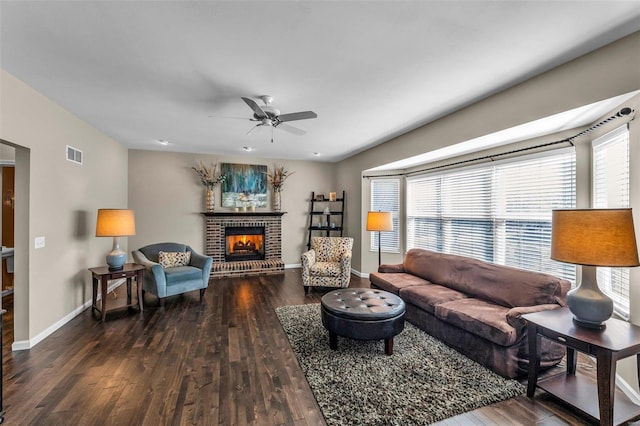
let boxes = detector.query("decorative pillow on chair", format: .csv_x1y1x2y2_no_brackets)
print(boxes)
158,251,191,268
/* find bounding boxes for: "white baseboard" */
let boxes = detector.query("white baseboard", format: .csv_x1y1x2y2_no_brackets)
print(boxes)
616,373,640,404
351,268,369,278
285,263,301,269
12,279,125,351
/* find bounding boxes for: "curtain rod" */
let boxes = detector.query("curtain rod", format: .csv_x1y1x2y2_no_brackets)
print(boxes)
363,107,634,179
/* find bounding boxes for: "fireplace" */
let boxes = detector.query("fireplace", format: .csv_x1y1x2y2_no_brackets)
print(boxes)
202,212,285,278
225,226,265,261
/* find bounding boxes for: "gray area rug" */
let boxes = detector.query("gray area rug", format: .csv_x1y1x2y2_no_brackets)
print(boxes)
276,303,525,425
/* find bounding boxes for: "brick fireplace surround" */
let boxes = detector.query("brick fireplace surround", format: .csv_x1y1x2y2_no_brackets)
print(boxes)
202,212,285,278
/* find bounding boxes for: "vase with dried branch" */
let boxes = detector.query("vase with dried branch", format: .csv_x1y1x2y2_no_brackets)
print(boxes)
192,161,226,212
265,165,294,212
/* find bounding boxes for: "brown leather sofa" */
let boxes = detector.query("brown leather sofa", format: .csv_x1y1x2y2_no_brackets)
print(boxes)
369,248,571,378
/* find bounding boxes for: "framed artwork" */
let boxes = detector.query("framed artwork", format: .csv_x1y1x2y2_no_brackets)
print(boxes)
315,194,325,201
329,192,337,201
221,163,268,208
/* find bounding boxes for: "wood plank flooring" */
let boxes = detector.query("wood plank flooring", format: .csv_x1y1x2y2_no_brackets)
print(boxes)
0,270,634,425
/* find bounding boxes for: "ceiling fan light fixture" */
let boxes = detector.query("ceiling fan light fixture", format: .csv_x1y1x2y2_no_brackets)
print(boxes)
261,118,273,127
243,146,255,152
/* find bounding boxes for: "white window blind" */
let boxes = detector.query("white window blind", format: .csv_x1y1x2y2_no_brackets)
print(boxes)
593,125,630,317
371,179,400,253
407,148,576,281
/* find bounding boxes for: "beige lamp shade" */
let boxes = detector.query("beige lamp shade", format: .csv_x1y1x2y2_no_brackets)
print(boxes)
366,211,393,232
551,208,639,267
96,209,136,237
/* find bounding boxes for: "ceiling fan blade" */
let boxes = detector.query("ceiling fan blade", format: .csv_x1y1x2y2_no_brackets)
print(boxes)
246,124,262,135
241,97,268,119
278,111,317,122
276,123,306,136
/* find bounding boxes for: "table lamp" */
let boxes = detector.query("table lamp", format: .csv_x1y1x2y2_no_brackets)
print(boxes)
367,211,393,267
551,208,639,329
96,209,136,271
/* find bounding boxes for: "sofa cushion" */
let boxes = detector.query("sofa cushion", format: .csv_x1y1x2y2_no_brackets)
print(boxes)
402,248,568,308
369,272,429,295
159,251,191,268
434,298,517,346
310,261,341,277
164,265,202,285
400,283,468,314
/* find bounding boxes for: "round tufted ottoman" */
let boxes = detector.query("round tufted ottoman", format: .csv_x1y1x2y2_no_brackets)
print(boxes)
321,288,405,355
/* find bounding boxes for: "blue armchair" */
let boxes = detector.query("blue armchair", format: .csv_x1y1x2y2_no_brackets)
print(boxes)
131,242,213,307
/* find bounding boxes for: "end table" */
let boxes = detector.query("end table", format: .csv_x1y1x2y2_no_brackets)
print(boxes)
88,263,144,322
524,307,640,426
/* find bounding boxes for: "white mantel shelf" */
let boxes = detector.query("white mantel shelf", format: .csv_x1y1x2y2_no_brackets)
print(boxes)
200,211,287,217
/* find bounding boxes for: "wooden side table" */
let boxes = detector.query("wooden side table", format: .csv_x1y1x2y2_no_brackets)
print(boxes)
88,263,144,322
524,307,640,426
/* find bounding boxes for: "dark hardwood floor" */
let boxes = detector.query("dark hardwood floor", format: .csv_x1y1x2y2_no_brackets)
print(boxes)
0,270,633,425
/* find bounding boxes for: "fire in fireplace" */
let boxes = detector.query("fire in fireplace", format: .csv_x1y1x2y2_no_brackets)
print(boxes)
225,226,265,261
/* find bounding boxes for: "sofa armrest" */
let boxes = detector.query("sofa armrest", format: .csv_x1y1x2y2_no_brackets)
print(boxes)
340,252,352,271
377,263,405,273
189,250,213,284
301,249,316,268
132,249,166,288
506,304,562,330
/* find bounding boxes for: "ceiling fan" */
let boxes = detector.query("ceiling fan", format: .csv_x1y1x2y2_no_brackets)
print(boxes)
241,95,317,141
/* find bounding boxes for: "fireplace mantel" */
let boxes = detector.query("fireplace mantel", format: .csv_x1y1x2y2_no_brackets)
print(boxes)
200,211,286,217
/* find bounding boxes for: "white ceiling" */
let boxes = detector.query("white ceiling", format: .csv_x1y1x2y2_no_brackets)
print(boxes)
1,1,639,163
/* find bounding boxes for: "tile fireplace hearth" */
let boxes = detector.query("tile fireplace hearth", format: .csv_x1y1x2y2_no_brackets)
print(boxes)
202,212,285,278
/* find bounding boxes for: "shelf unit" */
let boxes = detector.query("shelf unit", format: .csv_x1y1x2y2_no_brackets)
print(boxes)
307,190,345,249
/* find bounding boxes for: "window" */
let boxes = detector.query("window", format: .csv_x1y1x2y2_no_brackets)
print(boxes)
593,125,630,317
407,148,576,281
371,178,400,253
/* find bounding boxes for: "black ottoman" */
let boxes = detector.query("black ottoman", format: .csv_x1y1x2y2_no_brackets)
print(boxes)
321,288,405,355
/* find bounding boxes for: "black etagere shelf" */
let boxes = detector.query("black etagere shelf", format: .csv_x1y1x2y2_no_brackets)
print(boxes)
306,190,345,249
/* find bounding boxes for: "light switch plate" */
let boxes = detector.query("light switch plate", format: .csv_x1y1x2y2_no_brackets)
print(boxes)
35,236,45,249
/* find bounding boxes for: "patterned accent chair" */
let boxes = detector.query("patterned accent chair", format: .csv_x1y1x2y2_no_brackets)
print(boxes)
132,242,213,307
301,237,354,293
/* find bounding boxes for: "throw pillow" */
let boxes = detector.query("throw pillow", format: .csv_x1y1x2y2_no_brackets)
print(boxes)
158,251,191,268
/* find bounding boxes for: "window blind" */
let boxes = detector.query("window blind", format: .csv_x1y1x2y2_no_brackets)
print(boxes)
407,148,576,281
593,125,630,317
371,179,400,253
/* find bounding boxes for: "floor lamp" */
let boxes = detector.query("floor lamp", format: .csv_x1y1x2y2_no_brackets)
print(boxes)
367,211,393,267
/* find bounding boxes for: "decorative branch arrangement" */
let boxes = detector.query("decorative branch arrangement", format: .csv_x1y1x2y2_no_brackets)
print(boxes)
192,161,226,189
265,165,294,192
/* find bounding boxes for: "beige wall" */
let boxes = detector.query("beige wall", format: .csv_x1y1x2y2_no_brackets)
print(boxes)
339,31,640,275
0,69,129,345
128,150,338,265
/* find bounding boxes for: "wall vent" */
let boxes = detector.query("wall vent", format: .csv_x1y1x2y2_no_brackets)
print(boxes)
66,145,83,165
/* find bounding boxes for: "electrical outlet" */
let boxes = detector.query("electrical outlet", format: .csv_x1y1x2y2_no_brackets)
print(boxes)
35,236,45,249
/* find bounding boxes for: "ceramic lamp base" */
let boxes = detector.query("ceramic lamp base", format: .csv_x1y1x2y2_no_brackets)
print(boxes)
566,265,613,329
106,236,126,271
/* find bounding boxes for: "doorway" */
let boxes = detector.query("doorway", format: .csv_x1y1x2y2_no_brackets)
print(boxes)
0,146,16,349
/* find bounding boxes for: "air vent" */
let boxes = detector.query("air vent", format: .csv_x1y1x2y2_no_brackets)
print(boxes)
66,145,83,165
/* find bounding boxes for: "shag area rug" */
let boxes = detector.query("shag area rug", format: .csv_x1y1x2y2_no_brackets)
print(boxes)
276,303,525,425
